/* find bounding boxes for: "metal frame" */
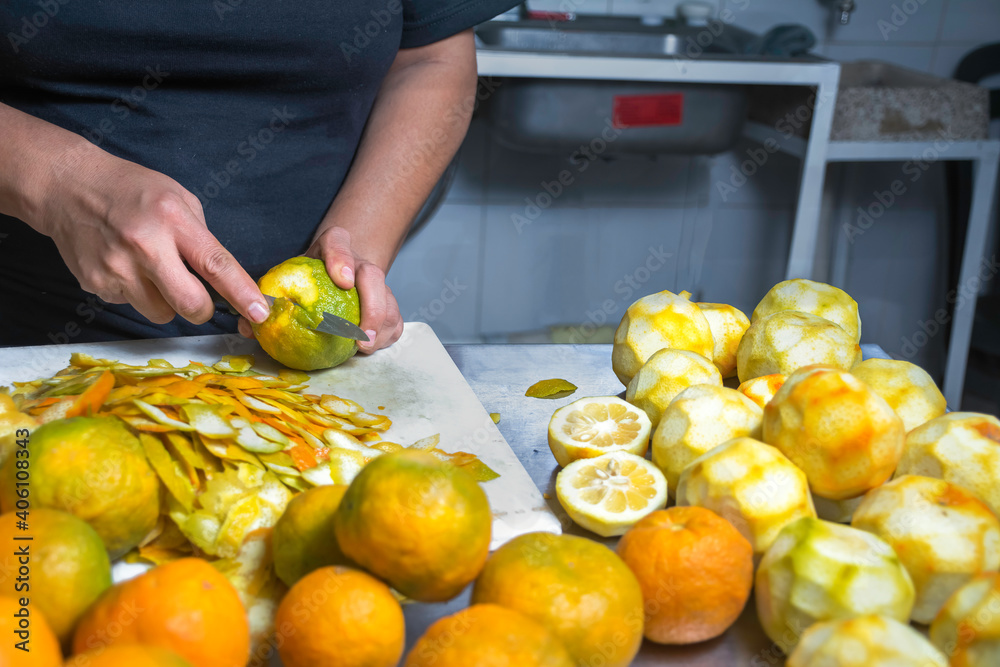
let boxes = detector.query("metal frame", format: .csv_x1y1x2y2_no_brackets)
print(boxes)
476,49,1000,407
823,140,1000,407
476,50,842,279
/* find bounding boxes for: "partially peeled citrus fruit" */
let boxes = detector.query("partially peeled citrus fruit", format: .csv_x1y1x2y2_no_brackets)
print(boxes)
252,257,361,371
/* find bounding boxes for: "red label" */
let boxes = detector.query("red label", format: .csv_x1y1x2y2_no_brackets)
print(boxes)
612,93,684,129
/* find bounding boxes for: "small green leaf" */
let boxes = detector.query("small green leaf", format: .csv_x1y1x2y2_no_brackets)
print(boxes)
525,379,577,399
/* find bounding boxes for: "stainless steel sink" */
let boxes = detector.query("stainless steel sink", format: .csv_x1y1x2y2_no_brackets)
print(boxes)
476,16,759,58
475,16,758,155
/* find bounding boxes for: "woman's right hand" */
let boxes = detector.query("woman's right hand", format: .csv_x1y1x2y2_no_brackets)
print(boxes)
1,104,270,327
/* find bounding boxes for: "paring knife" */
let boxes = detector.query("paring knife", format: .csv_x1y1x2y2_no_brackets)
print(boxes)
262,294,370,342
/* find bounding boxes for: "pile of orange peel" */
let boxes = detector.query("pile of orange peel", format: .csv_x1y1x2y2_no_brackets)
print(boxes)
9,353,498,564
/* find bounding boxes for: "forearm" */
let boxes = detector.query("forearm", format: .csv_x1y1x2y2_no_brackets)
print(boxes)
0,102,94,230
317,30,478,271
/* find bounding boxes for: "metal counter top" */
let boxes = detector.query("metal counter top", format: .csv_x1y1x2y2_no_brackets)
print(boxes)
439,343,780,667
395,343,892,666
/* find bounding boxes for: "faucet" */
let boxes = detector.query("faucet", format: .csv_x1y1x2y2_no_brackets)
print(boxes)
836,0,855,24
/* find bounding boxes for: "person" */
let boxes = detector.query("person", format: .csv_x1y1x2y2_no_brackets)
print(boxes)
0,0,518,351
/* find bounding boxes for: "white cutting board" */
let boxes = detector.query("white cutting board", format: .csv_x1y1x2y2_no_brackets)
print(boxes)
0,322,562,552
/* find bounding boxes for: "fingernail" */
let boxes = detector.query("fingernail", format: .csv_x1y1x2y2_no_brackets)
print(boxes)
364,330,376,346
341,266,354,282
248,301,269,323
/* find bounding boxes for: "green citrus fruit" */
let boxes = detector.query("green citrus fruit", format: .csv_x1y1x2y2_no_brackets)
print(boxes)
252,257,361,371
0,416,159,559
272,484,352,587
0,508,112,646
333,450,492,602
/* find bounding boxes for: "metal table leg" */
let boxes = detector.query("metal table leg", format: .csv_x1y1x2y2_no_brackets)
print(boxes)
943,144,1000,407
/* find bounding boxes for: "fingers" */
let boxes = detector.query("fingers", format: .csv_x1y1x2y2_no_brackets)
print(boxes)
381,287,404,348
177,224,269,325
315,227,357,290
124,277,177,324
237,317,255,338
355,263,392,354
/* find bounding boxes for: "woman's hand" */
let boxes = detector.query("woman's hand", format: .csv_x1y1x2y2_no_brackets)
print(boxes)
0,103,270,327
236,227,403,353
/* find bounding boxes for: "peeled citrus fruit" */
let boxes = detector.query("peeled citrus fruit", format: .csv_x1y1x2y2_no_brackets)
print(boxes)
73,557,250,667
612,290,714,386
403,604,574,667
650,384,763,493
675,437,816,559
625,348,722,428
789,614,947,667
555,452,667,537
763,366,904,501
0,509,111,646
696,302,750,378
851,475,1000,624
64,645,194,667
752,279,861,344
275,566,404,667
252,257,361,371
472,532,644,667
617,507,753,644
0,416,159,559
930,572,1000,665
547,396,651,467
737,373,786,409
333,450,491,602
272,484,352,587
736,311,862,383
755,517,915,652
851,358,946,432
0,595,61,667
894,412,1000,517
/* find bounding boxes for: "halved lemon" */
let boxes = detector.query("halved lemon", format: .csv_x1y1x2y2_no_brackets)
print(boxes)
556,452,668,537
548,397,652,467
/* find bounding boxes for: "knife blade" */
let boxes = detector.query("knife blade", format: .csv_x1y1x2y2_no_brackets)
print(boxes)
261,294,370,342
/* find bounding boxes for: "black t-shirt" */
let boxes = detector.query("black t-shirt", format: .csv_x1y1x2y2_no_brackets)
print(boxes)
0,0,515,345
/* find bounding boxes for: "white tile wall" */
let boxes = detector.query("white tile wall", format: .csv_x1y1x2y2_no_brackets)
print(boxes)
480,205,685,333
393,0,997,373
386,204,484,341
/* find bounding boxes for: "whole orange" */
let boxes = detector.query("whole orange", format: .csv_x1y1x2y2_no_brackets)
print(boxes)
471,532,644,667
617,507,754,644
0,596,61,667
333,450,492,602
72,558,249,667
63,644,193,667
274,566,404,667
272,484,352,587
404,604,574,667
0,509,111,646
